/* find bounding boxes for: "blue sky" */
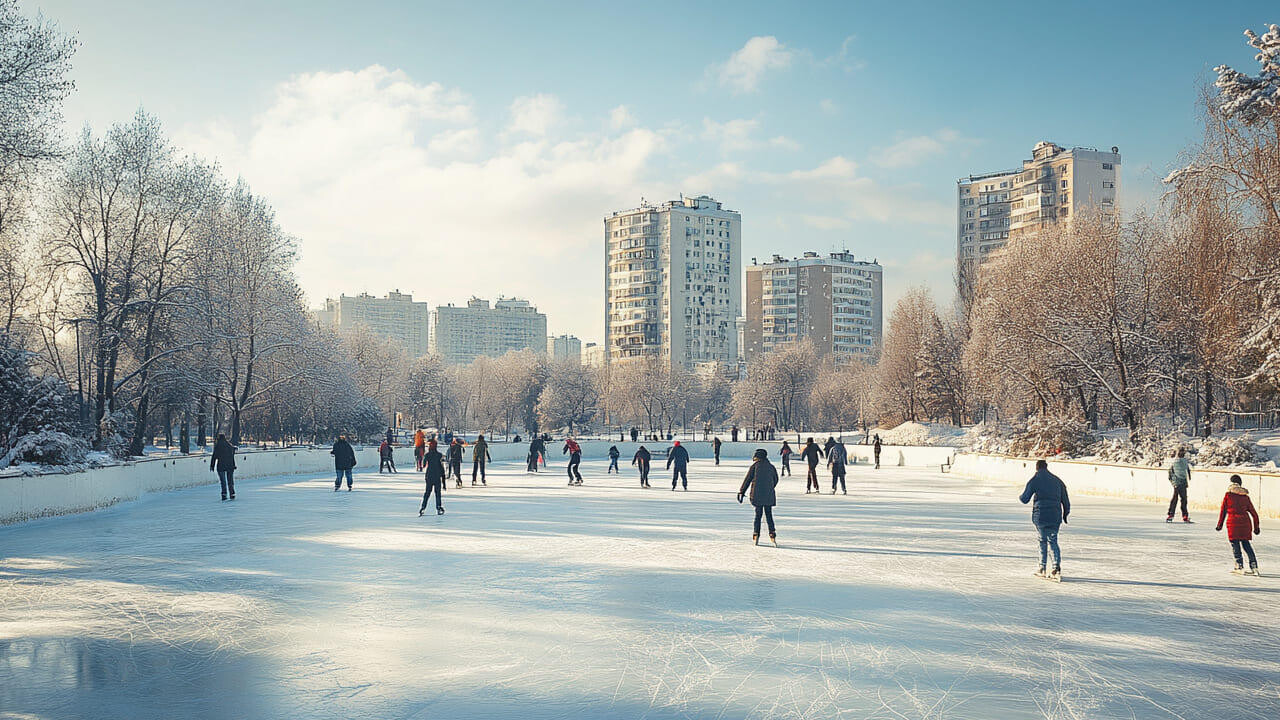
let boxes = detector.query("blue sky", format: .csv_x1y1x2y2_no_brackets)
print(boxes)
23,0,1273,342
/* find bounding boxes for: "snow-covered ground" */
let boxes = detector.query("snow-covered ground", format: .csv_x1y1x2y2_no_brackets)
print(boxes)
1,459,1277,719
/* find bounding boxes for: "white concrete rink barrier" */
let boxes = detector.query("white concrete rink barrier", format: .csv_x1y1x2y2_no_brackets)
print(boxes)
951,452,1280,518
0,440,957,525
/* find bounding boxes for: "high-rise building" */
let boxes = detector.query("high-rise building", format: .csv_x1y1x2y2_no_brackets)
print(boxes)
547,334,582,363
582,342,605,369
313,290,431,357
743,251,882,363
430,297,548,365
604,195,742,370
958,141,1121,295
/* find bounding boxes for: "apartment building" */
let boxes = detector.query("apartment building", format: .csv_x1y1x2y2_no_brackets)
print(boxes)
313,290,431,357
430,297,548,365
743,251,883,363
547,334,582,363
604,195,742,371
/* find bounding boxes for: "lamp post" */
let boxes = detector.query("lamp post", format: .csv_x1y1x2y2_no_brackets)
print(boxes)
68,317,90,428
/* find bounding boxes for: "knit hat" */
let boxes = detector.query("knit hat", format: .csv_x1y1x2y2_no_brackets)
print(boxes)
1230,474,1243,485
753,448,768,460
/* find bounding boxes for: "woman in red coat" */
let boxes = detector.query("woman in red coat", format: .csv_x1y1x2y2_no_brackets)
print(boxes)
1216,475,1261,575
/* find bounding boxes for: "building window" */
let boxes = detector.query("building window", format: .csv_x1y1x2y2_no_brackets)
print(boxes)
1102,163,1114,170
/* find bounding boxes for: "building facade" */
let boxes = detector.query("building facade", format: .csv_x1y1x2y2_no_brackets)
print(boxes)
582,342,605,369
547,334,582,363
743,252,883,364
313,290,431,357
431,297,548,365
604,195,742,371
958,141,1121,295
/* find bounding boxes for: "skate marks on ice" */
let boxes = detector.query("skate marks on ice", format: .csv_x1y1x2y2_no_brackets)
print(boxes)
1,460,1279,718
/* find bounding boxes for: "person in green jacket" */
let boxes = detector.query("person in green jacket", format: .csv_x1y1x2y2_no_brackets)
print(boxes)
1166,448,1192,523
472,434,491,486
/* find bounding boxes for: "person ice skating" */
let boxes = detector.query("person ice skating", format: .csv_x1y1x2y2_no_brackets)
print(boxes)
779,440,792,476
630,426,639,443
413,428,426,471
666,440,690,491
607,445,620,474
731,426,739,443
527,436,545,472
210,433,237,501
379,439,397,473
827,439,848,495
737,449,780,546
823,436,836,458
331,435,356,491
872,434,882,469
1019,459,1071,581
472,434,490,486
419,439,445,516
563,437,583,485
801,438,823,494
1166,448,1193,523
1217,475,1262,575
448,438,464,488
632,445,652,487
712,436,722,465
385,427,394,447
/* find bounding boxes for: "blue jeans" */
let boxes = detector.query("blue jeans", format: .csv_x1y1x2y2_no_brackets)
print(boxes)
1036,523,1061,567
217,469,235,498
335,468,353,488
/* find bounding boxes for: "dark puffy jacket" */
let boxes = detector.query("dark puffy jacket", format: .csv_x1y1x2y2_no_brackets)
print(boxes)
210,438,237,471
608,446,620,459
1218,485,1260,541
423,449,445,483
666,445,689,470
530,438,545,456
739,460,780,507
801,442,823,466
827,442,848,466
1020,468,1070,526
632,447,651,466
331,439,356,470
448,443,463,463
473,438,490,462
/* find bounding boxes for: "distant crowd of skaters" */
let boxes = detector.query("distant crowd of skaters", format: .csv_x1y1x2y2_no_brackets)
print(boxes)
207,428,1265,573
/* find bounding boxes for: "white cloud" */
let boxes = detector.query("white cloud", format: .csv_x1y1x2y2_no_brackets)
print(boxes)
871,128,963,168
178,67,666,343
717,36,793,92
609,105,635,131
819,98,837,115
507,93,564,136
701,117,798,153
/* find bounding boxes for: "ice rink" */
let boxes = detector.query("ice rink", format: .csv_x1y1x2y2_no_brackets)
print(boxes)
2,456,1278,719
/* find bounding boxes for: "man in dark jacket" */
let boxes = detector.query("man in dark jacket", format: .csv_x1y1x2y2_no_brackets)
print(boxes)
827,440,848,495
527,436,545,472
1019,459,1071,580
210,433,237,501
472,434,491,486
738,449,780,545
447,439,464,488
630,426,639,443
632,445,652,487
607,445,620,473
801,438,823,494
731,426,739,443
331,435,357,491
872,434,882,469
712,436,722,465
419,440,446,516
666,440,690,490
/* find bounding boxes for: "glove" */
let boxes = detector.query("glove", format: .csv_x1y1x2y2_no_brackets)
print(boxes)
1255,526,1261,535
736,493,744,503
1062,513,1069,524
1215,525,1222,532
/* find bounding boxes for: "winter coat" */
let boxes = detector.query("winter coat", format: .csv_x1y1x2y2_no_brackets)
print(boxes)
210,438,237,472
608,446,620,459
379,441,393,459
1019,468,1071,526
632,447,651,466
529,438,545,457
666,445,689,470
824,438,836,456
331,439,357,471
873,437,882,452
739,459,780,507
712,438,722,452
563,439,581,457
1168,457,1191,487
385,429,394,446
447,443,463,463
472,437,490,463
413,430,425,448
1218,485,1261,541
780,443,792,457
423,449,445,483
801,442,823,466
827,442,848,466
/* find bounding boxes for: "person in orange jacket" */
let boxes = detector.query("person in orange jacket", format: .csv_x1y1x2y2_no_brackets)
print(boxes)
413,428,426,471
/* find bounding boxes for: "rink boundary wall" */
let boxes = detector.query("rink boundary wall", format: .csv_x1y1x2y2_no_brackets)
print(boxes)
950,453,1280,519
0,441,955,526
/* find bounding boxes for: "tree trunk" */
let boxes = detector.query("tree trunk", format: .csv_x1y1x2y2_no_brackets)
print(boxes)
197,395,207,447
180,410,190,454
1202,369,1213,438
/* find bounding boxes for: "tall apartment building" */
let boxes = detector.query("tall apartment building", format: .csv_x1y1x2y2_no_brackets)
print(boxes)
547,334,582,363
743,251,883,363
581,342,605,369
958,141,1121,293
431,297,548,365
604,195,742,370
313,290,431,357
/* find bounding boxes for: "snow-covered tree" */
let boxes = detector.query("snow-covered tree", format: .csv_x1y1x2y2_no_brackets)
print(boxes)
536,359,599,434
0,331,79,467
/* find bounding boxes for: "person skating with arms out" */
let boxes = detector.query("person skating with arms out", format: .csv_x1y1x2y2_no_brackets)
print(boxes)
1167,448,1193,523
419,439,446,516
563,437,583,486
1217,474,1262,575
737,449,780,546
1019,459,1071,581
632,445,652,488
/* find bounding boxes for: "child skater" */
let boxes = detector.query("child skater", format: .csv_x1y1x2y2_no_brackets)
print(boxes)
1217,474,1262,575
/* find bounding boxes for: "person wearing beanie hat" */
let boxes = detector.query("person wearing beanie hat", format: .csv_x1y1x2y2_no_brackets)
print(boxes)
1217,474,1261,575
738,448,780,546
632,445,652,488
666,440,690,491
419,439,445,516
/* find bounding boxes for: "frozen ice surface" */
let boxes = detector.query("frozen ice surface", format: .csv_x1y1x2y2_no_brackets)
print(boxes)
1,459,1277,719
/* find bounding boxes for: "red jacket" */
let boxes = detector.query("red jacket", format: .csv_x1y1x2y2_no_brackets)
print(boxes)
1217,485,1261,541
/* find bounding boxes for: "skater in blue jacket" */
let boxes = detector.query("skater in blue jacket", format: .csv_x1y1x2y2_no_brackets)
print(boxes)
1019,459,1071,581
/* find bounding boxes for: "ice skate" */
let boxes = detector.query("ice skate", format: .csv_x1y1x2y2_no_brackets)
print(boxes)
334,486,340,492
1245,564,1260,576
1034,566,1047,578
456,479,462,488
1048,565,1062,582
1165,515,1174,523
418,509,424,517
221,496,227,502
1182,516,1193,524
1231,563,1245,575
753,534,759,546
770,533,777,547
437,507,445,515
229,494,235,500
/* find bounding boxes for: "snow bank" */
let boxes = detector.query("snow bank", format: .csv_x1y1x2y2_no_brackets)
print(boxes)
877,422,966,447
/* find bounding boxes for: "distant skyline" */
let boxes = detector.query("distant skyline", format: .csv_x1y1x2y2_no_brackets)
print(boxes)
22,0,1273,342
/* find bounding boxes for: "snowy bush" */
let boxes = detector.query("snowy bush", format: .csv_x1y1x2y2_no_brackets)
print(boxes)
1195,436,1262,467
1,331,83,468
97,410,134,460
1004,416,1094,458
7,430,89,466
880,421,964,447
